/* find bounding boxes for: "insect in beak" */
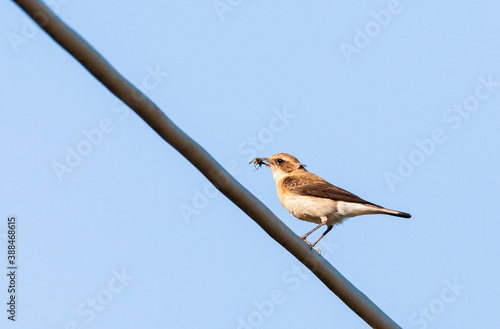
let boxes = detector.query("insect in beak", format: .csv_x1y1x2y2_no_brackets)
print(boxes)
250,158,271,170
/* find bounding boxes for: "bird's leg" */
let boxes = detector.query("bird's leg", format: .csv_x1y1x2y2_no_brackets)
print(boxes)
300,222,326,242
311,225,333,250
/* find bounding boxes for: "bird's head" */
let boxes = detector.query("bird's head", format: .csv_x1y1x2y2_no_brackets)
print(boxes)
252,153,306,181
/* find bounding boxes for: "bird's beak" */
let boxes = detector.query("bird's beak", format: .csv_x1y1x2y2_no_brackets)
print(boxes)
251,157,271,167
260,158,271,166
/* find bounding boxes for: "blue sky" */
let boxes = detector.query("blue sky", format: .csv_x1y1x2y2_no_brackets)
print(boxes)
2,1,500,328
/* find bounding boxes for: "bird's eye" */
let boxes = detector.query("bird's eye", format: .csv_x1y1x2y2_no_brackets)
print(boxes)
277,158,284,164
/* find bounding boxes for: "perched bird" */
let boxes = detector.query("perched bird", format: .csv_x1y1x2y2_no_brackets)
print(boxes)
252,153,411,252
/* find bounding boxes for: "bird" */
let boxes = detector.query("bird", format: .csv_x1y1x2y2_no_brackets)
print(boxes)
252,153,411,253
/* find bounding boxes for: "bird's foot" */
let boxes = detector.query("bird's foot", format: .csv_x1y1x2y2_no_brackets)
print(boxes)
301,238,321,254
312,246,321,254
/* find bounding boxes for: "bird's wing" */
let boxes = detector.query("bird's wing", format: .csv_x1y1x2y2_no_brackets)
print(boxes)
282,174,380,206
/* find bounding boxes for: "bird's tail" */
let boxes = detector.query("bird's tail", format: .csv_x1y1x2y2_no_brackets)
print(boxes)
375,207,411,219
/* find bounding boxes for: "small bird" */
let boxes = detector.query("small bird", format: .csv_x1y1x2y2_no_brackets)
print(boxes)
252,153,411,252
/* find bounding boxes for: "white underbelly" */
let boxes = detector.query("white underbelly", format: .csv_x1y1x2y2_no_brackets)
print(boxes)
281,194,344,225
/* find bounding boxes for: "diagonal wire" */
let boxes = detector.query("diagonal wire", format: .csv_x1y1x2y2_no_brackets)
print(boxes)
12,1,403,328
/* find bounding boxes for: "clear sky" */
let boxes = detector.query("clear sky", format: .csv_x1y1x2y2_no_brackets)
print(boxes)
2,1,500,328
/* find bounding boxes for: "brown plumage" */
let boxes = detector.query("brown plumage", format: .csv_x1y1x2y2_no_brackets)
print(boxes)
252,153,411,252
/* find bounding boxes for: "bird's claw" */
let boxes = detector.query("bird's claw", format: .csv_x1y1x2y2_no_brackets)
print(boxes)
301,237,321,254
312,246,321,254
